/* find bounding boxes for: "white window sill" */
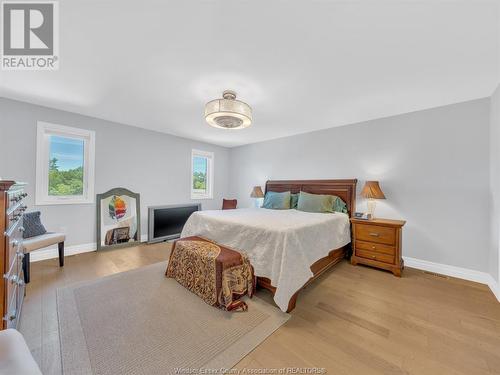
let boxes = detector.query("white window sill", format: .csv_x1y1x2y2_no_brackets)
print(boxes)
35,198,94,206
191,195,213,200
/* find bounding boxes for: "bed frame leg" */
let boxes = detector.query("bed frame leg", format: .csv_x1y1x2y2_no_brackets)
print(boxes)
286,292,299,313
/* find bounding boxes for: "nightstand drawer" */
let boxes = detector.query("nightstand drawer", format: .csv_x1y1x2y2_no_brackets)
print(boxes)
356,224,396,245
356,240,395,255
356,248,394,264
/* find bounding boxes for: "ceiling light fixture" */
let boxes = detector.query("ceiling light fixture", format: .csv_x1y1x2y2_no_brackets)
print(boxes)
205,90,252,129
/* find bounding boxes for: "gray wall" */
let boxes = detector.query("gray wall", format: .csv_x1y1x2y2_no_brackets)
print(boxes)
490,84,500,282
0,96,494,274
0,97,230,247
228,99,491,272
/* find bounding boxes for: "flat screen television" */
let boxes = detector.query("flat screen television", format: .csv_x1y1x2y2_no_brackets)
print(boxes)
148,204,201,243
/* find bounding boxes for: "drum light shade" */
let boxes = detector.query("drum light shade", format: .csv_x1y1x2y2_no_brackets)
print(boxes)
205,90,252,129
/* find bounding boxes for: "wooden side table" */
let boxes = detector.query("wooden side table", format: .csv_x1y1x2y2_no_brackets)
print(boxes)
350,218,406,276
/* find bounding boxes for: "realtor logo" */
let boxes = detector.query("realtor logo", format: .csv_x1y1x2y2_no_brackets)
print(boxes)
1,1,59,70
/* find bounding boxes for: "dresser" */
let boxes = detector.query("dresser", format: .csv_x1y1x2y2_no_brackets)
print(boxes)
350,218,406,277
1,180,28,329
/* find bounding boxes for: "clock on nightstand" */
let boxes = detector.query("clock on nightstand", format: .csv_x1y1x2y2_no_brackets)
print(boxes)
350,218,406,277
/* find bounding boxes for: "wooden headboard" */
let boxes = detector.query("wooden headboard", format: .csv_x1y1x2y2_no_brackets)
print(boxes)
265,179,358,217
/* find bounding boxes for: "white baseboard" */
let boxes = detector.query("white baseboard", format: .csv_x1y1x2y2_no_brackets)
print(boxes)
30,234,149,262
30,242,96,262
404,256,500,302
488,276,500,302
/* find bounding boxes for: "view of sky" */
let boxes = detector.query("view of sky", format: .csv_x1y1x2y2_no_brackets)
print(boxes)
193,156,207,174
49,135,84,171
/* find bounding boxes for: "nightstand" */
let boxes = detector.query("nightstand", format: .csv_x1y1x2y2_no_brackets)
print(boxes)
350,218,406,276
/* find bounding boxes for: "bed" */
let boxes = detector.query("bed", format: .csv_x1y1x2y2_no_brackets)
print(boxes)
181,179,357,312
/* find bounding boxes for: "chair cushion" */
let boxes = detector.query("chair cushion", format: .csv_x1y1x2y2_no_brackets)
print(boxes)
22,232,66,253
22,211,47,239
0,329,42,375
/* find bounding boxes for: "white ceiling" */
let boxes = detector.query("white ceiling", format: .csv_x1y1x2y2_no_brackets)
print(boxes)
1,0,499,147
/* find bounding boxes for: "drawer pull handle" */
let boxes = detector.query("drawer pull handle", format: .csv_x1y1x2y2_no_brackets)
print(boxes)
369,233,380,237
3,310,17,321
371,246,376,250
371,255,376,259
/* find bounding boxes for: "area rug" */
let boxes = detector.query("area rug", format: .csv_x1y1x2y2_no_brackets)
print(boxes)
57,261,289,375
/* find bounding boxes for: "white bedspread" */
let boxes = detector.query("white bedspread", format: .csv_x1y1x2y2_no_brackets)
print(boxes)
181,208,351,312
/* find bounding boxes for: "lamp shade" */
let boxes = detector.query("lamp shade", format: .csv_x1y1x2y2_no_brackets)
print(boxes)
361,181,386,199
205,90,252,129
250,186,264,198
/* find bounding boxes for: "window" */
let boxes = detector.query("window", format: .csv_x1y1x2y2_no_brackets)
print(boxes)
191,149,214,199
36,122,95,205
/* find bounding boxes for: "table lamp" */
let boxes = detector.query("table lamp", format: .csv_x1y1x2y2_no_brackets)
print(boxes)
361,181,386,219
250,186,264,208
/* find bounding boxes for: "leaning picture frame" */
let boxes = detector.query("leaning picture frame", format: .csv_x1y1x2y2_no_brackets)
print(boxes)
96,187,141,251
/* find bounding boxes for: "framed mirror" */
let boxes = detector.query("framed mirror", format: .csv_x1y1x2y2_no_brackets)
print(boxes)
96,187,140,250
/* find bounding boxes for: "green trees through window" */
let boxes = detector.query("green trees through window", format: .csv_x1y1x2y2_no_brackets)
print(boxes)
48,135,85,196
193,171,206,190
192,156,207,191
48,158,84,196
191,150,213,199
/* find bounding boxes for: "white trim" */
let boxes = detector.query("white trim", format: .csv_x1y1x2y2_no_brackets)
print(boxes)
191,149,214,200
487,276,500,302
404,256,500,302
35,121,95,206
30,242,96,262
30,234,149,262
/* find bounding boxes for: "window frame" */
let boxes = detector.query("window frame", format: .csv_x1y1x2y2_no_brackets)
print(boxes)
35,121,96,205
190,149,214,200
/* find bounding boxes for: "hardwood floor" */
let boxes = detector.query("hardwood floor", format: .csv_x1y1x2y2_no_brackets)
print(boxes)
19,242,500,375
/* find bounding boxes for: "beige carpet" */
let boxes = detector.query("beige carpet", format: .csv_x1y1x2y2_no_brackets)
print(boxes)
57,261,289,375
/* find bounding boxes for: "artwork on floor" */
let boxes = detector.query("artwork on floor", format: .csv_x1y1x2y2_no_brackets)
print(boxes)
96,187,140,250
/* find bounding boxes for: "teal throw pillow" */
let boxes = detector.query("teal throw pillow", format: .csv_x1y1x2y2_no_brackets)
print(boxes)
297,191,334,213
332,196,348,213
262,191,291,209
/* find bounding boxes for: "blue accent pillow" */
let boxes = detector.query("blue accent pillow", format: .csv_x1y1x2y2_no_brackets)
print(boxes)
290,193,299,209
262,191,291,209
296,192,349,214
297,191,334,213
332,196,348,213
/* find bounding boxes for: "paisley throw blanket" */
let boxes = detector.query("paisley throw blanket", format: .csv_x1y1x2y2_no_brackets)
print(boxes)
165,236,255,311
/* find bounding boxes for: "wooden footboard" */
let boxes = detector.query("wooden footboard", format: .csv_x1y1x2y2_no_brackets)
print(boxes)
256,245,347,312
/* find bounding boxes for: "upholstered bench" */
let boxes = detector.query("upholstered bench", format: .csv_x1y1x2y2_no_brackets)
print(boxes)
21,211,65,283
22,232,65,283
166,236,255,311
0,329,42,375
